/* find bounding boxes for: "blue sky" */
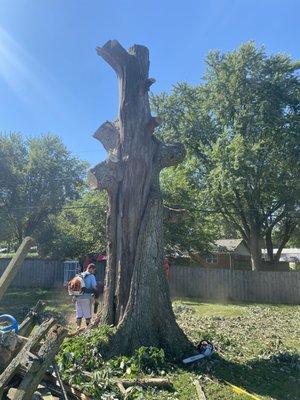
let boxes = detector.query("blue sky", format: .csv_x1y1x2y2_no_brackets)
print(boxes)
0,0,299,166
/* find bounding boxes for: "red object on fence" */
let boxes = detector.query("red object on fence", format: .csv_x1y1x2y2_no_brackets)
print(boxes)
163,257,171,280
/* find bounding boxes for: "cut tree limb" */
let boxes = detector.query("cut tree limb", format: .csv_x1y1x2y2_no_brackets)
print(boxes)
0,302,45,374
18,300,45,337
20,371,90,400
96,40,132,76
121,378,172,390
12,324,67,400
0,318,56,397
115,381,127,397
93,121,119,152
163,206,188,223
0,332,19,374
53,362,69,400
145,77,156,91
193,380,207,400
81,371,172,390
88,159,123,191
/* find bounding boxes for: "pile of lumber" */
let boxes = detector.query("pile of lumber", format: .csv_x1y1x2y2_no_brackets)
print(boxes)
0,302,68,400
0,238,71,399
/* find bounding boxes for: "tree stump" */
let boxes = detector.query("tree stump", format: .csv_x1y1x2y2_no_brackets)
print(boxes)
89,40,195,358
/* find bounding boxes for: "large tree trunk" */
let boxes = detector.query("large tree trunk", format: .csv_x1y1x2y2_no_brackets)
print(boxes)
265,229,274,263
265,218,296,265
249,229,262,271
89,40,194,358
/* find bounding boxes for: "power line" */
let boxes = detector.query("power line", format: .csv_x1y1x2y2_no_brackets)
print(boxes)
0,203,299,218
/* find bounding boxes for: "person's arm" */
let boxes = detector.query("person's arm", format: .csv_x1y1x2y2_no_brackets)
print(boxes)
91,275,97,289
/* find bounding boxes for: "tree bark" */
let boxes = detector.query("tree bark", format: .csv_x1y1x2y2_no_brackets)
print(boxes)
249,227,262,271
89,40,194,358
265,229,274,263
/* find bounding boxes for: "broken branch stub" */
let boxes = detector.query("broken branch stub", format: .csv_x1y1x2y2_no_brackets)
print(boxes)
96,40,132,76
93,121,118,152
163,206,188,223
158,143,186,169
88,159,123,191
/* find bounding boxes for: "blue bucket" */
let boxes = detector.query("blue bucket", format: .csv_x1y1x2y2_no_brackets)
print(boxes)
0,314,19,334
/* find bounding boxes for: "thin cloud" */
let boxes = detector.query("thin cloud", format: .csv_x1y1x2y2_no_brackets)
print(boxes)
0,25,58,108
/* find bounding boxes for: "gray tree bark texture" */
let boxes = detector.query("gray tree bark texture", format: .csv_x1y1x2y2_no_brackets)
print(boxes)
89,40,194,358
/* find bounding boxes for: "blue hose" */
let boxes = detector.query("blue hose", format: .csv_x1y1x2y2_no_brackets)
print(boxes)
0,314,19,334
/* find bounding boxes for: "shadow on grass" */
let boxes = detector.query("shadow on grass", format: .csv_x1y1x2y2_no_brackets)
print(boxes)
187,352,300,400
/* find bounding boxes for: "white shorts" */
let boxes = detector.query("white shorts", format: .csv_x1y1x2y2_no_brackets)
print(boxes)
75,298,92,319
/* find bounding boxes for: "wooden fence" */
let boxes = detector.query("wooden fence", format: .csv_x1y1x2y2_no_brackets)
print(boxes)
0,258,64,289
169,265,300,304
0,259,299,304
0,258,105,289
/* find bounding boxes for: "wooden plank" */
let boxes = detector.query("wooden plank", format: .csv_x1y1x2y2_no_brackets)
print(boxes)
19,300,45,337
12,324,67,400
0,237,34,301
0,318,56,393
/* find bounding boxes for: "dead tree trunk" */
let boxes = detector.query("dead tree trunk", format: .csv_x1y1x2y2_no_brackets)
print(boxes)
89,40,194,358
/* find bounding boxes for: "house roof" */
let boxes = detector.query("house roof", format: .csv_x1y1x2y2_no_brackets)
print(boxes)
262,248,300,255
214,239,244,252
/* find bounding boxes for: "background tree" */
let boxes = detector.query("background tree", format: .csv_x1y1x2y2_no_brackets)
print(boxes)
153,43,300,270
37,191,107,259
160,161,215,255
0,133,87,248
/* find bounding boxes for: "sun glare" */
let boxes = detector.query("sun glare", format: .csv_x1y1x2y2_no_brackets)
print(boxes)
0,25,53,105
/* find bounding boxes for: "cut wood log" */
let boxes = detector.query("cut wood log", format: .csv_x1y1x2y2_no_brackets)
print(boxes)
114,377,173,398
12,324,67,400
53,362,69,400
120,377,173,390
81,370,173,391
0,301,45,373
7,388,43,399
18,300,45,337
0,318,56,397
115,381,126,397
42,372,92,400
0,237,34,302
193,380,207,400
0,332,19,374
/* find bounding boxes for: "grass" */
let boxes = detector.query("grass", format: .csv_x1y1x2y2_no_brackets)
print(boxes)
0,288,73,323
172,300,300,400
0,289,299,399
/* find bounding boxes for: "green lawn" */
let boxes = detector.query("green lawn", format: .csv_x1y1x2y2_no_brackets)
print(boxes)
0,290,299,399
171,300,300,400
0,288,73,324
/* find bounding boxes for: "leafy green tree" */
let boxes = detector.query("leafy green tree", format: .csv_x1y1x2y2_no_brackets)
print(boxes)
0,133,87,247
160,160,215,256
153,42,300,270
37,191,107,259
